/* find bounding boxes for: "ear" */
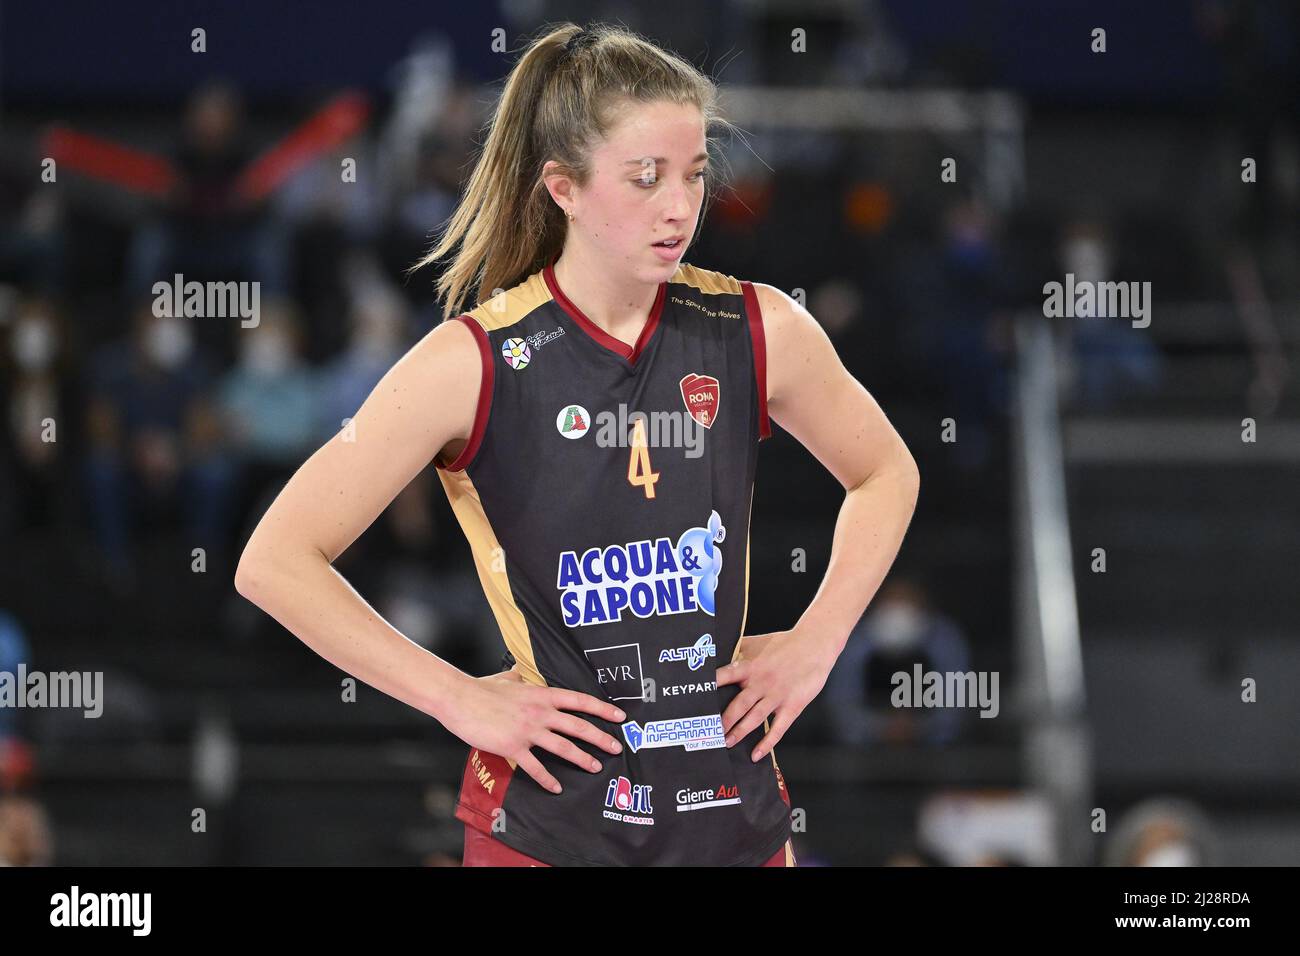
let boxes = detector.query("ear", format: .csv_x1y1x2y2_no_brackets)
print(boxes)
541,160,576,212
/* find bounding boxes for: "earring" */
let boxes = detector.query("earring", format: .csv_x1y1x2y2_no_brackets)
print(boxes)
566,210,575,221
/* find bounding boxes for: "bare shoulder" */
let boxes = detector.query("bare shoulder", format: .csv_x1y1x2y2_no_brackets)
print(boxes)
403,316,483,451
236,315,488,574
751,282,819,348
749,282,847,408
348,314,484,461
404,314,483,381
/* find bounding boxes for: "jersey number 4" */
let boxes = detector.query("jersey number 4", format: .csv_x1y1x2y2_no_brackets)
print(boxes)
627,418,660,499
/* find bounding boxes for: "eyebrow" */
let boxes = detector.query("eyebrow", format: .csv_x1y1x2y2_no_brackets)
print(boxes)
623,153,710,165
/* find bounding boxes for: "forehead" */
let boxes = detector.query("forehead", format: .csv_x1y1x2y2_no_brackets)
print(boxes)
595,100,707,162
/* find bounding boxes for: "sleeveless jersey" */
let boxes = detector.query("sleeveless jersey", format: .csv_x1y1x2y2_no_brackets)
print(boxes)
436,257,792,866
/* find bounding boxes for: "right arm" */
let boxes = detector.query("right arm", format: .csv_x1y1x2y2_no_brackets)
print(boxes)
234,318,625,793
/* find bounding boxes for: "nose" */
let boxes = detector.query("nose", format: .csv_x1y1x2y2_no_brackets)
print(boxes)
663,181,693,222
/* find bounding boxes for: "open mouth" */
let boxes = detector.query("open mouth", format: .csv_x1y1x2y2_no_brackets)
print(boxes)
653,239,682,249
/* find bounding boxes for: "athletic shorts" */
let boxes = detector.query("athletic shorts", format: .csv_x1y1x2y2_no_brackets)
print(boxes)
462,822,797,867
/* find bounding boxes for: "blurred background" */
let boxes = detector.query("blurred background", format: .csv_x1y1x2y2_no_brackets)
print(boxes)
1,0,1298,866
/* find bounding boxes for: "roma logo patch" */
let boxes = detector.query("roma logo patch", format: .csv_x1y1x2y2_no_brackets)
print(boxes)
679,373,720,429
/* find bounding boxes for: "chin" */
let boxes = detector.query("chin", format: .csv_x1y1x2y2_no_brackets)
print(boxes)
650,257,683,278
621,253,683,285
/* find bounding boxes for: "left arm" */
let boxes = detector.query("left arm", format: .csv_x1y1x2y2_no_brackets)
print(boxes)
716,283,920,761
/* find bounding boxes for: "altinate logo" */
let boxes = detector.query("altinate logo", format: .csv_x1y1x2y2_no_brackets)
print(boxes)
679,373,719,428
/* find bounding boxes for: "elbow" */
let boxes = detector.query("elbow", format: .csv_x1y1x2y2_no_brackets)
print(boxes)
850,445,920,508
234,546,269,603
235,540,327,603
900,450,921,510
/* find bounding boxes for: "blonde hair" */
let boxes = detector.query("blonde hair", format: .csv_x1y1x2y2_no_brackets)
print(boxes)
408,21,734,320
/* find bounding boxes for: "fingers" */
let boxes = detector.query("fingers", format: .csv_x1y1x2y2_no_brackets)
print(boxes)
721,686,759,735
534,731,604,774
550,687,627,724
514,750,561,794
750,709,793,762
512,721,618,797
724,696,774,750
550,711,623,755
714,659,747,688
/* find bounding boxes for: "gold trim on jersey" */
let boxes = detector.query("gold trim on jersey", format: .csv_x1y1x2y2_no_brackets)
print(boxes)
463,270,555,332
436,466,546,691
732,482,792,831
460,262,740,335
670,262,743,297
733,483,756,665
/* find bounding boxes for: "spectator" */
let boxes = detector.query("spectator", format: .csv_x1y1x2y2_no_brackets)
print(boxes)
899,196,1012,470
1055,216,1163,411
0,296,80,534
217,300,319,526
0,794,53,866
126,81,290,299
823,577,973,747
83,304,236,591
0,176,66,294
1104,797,1219,866
0,611,32,745
314,274,411,442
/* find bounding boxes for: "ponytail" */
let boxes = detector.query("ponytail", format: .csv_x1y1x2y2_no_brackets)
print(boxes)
407,22,730,320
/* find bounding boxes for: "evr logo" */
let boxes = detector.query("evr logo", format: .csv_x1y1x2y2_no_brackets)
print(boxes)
583,643,644,701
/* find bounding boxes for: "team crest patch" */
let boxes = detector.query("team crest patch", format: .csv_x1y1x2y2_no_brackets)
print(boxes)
501,337,531,370
679,373,720,428
556,404,590,439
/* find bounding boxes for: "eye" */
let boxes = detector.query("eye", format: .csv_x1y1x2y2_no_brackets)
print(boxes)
634,169,708,188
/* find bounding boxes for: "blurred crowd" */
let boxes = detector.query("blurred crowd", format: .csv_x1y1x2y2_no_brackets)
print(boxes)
5,0,1294,863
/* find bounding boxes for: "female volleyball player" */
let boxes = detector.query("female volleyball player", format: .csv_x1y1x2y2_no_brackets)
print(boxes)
235,23,919,867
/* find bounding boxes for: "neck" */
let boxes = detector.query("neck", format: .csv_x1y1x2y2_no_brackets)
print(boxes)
551,243,663,347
